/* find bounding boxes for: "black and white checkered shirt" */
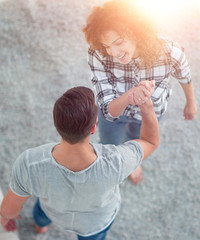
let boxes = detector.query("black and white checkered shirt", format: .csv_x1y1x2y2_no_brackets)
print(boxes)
88,38,191,121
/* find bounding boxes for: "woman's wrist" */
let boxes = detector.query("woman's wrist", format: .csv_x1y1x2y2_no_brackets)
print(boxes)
108,91,130,117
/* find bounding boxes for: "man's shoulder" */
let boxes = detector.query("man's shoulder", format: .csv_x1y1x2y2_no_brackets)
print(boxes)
92,141,142,156
92,141,143,177
16,143,57,165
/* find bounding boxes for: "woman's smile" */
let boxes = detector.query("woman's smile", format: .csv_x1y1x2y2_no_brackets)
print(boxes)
101,30,138,64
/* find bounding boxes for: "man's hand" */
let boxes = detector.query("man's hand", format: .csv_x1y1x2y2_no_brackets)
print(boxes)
1,215,20,232
128,80,155,106
0,188,29,232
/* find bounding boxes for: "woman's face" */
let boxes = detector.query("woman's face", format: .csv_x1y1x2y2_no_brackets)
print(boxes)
101,30,138,64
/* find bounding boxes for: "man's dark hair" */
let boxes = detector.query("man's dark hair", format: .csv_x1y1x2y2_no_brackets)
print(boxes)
53,86,98,144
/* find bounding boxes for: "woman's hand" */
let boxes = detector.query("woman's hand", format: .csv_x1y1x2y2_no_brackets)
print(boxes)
128,80,155,106
183,102,197,120
108,80,155,118
180,82,197,120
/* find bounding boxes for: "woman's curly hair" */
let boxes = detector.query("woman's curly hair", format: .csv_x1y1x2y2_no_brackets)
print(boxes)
83,0,166,69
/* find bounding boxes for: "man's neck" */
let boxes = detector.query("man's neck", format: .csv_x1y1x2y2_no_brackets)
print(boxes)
52,137,97,172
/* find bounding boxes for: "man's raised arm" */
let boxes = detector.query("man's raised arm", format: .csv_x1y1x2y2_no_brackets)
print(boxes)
134,99,160,160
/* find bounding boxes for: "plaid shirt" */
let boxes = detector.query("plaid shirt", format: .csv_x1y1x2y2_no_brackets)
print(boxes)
88,38,191,121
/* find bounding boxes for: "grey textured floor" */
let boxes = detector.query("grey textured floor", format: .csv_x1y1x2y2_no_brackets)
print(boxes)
0,0,200,240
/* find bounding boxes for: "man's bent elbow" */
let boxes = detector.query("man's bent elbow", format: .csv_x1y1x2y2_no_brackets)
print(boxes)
152,136,160,151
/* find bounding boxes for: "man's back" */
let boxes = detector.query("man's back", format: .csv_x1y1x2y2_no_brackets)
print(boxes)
9,141,143,235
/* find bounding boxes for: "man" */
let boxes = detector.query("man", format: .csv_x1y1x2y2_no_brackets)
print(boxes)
0,85,159,240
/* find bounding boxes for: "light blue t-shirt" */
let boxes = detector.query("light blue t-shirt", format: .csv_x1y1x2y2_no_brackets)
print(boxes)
10,141,143,236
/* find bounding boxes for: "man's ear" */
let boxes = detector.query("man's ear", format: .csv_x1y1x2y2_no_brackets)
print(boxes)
91,123,97,135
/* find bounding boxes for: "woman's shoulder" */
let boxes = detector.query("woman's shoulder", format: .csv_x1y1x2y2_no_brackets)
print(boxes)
88,47,103,59
159,36,184,53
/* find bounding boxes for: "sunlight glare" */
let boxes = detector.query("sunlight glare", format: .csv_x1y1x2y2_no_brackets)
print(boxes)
135,0,190,19
198,0,200,9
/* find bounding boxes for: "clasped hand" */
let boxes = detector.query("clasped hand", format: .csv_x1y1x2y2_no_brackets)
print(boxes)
128,80,155,106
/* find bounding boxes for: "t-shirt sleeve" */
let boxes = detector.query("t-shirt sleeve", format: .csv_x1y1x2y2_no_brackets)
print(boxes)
9,151,32,197
115,140,143,183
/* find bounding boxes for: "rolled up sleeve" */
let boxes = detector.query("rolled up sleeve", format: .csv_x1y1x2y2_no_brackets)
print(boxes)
170,42,192,84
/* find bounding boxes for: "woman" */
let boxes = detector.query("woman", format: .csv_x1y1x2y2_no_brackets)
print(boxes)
83,0,197,184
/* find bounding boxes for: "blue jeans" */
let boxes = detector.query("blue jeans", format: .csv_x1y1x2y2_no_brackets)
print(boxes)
33,199,52,227
98,108,161,145
33,199,113,240
77,222,113,240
